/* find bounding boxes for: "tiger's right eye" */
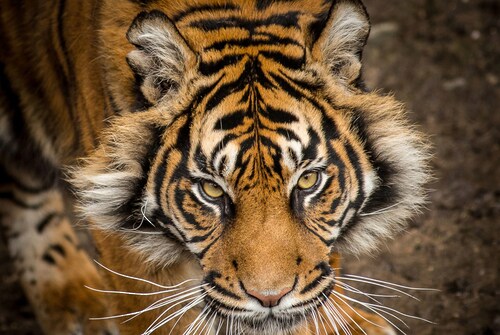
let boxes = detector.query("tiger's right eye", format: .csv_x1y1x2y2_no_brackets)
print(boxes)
201,181,224,199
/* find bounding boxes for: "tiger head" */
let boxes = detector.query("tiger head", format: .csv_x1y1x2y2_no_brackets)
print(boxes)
74,0,429,333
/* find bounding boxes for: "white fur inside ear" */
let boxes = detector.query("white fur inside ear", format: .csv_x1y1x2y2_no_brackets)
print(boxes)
126,11,194,104
315,2,370,83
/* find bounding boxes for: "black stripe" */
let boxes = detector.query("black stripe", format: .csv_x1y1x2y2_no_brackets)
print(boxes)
55,0,81,150
199,55,243,76
204,74,247,113
255,0,297,10
300,261,331,294
204,295,248,313
204,271,241,300
129,0,158,7
214,109,247,131
262,106,299,124
0,191,44,210
195,232,223,259
172,4,240,22
37,213,62,233
260,50,305,70
189,12,301,31
0,63,59,182
349,111,399,214
204,37,303,52
48,244,66,257
42,253,56,265
118,124,166,230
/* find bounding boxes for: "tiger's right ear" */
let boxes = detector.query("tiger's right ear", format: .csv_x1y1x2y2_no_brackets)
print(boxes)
308,0,370,85
126,10,196,105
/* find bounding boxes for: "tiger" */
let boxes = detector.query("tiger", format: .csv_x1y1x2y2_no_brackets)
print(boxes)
0,0,429,334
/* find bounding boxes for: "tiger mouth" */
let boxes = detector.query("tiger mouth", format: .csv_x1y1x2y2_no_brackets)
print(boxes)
204,285,333,333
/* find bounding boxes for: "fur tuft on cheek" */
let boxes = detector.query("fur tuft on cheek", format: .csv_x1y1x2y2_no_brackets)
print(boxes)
336,95,431,255
70,112,185,267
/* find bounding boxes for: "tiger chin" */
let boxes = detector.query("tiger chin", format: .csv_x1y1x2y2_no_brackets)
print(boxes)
0,0,428,334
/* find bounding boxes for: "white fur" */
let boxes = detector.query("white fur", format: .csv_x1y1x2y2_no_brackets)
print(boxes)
339,101,430,255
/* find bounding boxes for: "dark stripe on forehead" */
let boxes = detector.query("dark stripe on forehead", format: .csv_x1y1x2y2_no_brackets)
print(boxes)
200,55,243,76
260,50,305,70
205,36,303,53
172,4,240,22
188,12,302,31
261,106,299,124
215,109,247,131
255,0,298,10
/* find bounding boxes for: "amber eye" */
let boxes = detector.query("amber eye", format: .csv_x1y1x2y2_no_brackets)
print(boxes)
297,171,319,190
201,181,224,199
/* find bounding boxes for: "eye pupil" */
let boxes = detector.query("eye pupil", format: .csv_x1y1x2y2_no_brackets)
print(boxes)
202,181,224,198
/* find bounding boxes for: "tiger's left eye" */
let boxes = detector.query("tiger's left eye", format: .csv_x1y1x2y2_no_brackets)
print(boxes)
297,171,319,190
201,181,224,199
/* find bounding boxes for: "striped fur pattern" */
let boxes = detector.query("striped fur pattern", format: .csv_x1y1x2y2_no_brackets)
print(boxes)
0,0,429,334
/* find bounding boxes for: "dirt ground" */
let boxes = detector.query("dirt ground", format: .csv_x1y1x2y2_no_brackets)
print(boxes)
0,0,498,334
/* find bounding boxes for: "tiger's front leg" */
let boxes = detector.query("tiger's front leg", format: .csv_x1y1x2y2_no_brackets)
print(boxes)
0,167,118,335
301,254,396,335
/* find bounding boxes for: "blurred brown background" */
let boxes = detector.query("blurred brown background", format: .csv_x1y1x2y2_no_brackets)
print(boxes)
0,0,498,334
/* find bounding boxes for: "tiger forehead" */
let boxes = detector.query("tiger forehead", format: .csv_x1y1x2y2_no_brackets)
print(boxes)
176,1,334,183
190,67,327,186
174,0,330,55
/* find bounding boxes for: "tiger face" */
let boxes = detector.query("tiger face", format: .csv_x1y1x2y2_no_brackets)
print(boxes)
75,0,428,333
151,56,377,332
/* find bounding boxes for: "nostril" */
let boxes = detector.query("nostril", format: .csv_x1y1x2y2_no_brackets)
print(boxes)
247,287,293,308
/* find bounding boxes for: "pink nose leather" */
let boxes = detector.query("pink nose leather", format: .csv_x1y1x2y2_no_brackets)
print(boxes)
247,287,293,307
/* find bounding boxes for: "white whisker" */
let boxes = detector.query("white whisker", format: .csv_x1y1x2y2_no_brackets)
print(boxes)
344,274,438,292
317,303,333,335
321,299,345,335
366,303,434,324
126,288,206,324
205,311,218,335
118,229,166,235
94,260,199,289
333,291,407,335
140,199,156,228
334,279,400,299
324,298,354,335
332,292,386,330
337,276,421,301
168,295,206,335
144,293,208,335
85,283,207,297
310,305,321,335
334,281,383,305
328,296,369,335
89,289,203,321
359,201,403,216
183,305,210,335
215,318,223,335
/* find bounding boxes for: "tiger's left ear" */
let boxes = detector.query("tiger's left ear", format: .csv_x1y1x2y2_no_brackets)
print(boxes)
126,10,196,105
309,0,370,85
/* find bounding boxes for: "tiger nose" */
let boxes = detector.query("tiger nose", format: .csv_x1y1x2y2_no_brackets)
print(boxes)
247,287,293,308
